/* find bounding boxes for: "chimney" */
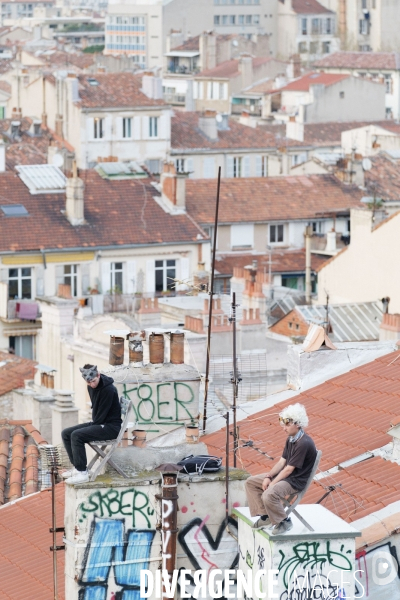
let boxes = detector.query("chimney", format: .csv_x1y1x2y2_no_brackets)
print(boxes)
66,161,84,225
286,116,304,141
325,230,337,253
379,313,400,341
200,31,216,71
161,162,187,209
198,110,218,140
141,72,163,99
11,107,22,121
55,114,63,137
239,54,253,90
288,54,302,79
0,141,5,172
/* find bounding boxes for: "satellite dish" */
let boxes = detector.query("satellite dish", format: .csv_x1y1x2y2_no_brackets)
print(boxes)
215,114,223,123
362,158,372,171
52,153,64,168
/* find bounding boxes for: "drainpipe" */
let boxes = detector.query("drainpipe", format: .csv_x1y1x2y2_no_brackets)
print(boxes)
305,225,313,304
156,463,181,600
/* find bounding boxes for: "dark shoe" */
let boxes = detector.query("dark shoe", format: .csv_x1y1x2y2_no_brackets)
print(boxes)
252,515,271,529
270,518,293,535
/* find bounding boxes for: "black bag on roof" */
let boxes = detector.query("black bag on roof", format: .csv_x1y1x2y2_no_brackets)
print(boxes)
177,454,222,475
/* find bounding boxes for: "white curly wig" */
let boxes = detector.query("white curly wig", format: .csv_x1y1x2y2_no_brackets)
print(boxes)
279,403,309,428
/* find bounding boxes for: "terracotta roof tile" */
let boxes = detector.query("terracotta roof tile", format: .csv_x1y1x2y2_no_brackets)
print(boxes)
215,250,328,277
364,153,400,201
197,56,271,79
77,73,165,109
0,351,37,396
314,51,400,70
0,484,65,600
0,170,203,253
202,349,400,522
292,0,333,14
186,174,363,224
171,111,308,150
277,72,349,92
171,35,200,52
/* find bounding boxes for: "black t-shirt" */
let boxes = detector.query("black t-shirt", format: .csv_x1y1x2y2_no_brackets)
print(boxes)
282,432,317,491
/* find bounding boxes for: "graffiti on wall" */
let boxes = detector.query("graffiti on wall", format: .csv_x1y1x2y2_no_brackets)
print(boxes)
77,488,240,600
355,541,400,598
121,382,198,425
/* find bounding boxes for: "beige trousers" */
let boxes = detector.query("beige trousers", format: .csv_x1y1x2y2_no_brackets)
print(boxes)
245,473,298,525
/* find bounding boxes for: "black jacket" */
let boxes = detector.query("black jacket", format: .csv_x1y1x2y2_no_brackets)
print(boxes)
88,374,122,426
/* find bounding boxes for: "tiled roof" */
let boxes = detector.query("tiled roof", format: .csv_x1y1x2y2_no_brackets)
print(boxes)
314,51,400,70
0,419,47,506
261,120,400,147
24,49,95,71
202,350,400,522
0,81,10,95
0,59,12,74
292,0,333,14
0,483,65,600
185,175,363,224
0,351,37,396
277,72,349,92
196,56,271,79
171,111,308,151
77,73,165,109
365,153,400,201
171,35,199,52
0,170,204,253
215,250,328,276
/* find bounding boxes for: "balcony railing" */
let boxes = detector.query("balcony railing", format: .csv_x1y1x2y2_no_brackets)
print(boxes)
231,103,262,116
163,93,186,105
2,300,41,321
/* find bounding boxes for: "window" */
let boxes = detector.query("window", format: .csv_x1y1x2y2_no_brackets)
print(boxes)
339,91,345,98
8,268,32,300
122,117,132,138
238,14,244,24
149,116,158,137
322,41,331,54
311,18,320,34
269,224,284,244
359,19,369,34
385,75,392,94
110,262,123,293
310,41,319,55
298,41,307,53
326,17,332,34
175,158,185,173
312,221,322,234
9,335,34,359
64,265,78,297
214,15,220,24
222,15,228,24
301,18,307,35
93,117,104,139
253,14,260,24
155,259,176,292
256,155,268,177
362,0,367,8
245,15,252,24
233,157,242,177
229,15,235,24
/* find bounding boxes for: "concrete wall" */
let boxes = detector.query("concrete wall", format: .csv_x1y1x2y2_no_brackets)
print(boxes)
355,532,400,598
64,465,247,599
317,209,400,311
12,388,55,443
0,391,13,420
304,78,386,123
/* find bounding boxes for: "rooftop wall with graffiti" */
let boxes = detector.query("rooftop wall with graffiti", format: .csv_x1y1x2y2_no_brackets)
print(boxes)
64,471,247,600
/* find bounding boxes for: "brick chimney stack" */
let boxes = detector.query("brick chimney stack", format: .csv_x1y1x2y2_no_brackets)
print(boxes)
161,162,187,209
65,161,84,225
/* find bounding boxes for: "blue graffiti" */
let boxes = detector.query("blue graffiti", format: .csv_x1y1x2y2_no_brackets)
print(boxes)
79,518,155,599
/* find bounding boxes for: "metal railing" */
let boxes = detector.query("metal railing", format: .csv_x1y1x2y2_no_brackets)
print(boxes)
231,103,262,116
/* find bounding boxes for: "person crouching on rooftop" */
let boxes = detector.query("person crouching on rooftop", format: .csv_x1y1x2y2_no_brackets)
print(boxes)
245,403,316,535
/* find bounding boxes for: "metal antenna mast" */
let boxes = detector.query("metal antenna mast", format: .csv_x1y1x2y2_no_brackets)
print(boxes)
229,291,241,467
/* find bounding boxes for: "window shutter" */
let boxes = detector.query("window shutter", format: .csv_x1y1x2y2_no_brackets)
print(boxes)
133,116,141,140
116,116,124,139
207,82,212,99
0,268,7,282
159,114,169,140
193,81,198,100
142,116,150,140
36,265,44,296
177,257,190,291
86,116,94,141
126,260,136,294
223,83,228,100
146,259,155,293
256,155,262,177
203,157,215,179
243,155,250,177
186,158,194,177
101,261,111,294
227,156,234,178
104,116,113,140
213,82,219,99
81,262,90,295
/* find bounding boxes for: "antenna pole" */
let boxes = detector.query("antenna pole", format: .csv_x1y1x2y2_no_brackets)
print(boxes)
230,292,239,467
51,467,58,600
203,166,222,433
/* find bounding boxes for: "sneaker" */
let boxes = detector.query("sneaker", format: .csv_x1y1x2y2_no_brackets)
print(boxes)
252,515,271,529
269,518,293,535
66,470,89,484
62,468,77,479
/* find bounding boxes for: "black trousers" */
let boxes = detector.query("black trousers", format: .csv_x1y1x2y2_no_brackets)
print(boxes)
61,422,120,472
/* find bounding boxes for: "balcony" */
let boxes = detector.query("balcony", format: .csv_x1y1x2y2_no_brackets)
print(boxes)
231,103,262,117
0,299,41,322
163,92,186,106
